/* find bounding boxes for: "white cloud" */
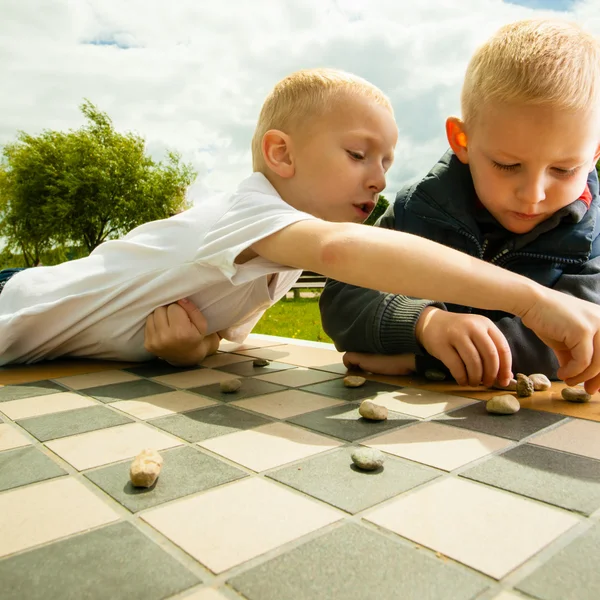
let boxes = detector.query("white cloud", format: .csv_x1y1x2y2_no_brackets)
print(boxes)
1,0,598,202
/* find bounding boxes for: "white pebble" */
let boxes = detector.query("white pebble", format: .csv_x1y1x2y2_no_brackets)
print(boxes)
344,375,366,388
220,379,242,393
529,373,551,391
486,395,520,415
358,400,388,421
561,387,591,403
351,448,385,471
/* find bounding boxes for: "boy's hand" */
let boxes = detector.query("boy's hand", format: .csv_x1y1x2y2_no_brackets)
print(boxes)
416,307,513,388
343,352,416,375
520,289,600,393
144,299,219,366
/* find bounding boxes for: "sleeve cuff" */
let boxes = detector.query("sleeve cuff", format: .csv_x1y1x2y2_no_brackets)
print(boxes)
376,296,445,354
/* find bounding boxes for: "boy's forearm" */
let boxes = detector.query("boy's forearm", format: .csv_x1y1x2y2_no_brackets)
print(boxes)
254,221,542,319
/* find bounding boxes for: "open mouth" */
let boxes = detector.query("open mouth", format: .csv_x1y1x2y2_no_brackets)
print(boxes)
355,200,376,219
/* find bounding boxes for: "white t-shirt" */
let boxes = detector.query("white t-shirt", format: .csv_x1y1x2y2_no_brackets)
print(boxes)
0,173,316,365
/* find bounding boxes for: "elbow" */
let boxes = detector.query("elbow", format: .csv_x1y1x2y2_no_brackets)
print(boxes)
319,227,356,272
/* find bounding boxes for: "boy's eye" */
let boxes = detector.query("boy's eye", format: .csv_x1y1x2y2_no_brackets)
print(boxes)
492,161,519,172
553,167,579,177
347,150,365,160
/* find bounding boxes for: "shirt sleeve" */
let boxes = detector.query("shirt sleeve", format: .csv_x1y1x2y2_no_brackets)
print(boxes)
199,190,316,283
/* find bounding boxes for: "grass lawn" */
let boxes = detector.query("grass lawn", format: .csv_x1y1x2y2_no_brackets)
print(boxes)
253,295,333,343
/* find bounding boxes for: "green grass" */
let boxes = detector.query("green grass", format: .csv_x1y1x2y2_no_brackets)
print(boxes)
253,295,332,343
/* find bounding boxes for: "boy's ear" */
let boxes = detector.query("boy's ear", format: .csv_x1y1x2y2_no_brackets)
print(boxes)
262,130,295,178
446,117,469,164
593,142,600,164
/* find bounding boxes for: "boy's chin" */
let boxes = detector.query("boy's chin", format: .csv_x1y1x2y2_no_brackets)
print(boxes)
500,218,540,235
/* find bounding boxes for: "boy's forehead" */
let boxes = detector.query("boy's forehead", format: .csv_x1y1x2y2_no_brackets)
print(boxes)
326,96,397,138
471,102,600,160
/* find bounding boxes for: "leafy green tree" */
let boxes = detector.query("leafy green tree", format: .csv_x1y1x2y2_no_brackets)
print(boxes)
364,194,389,226
0,101,196,265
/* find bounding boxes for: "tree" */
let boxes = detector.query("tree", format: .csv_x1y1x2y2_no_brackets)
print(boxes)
364,194,389,226
0,101,196,264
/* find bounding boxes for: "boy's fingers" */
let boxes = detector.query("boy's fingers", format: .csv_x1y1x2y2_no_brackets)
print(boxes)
582,373,600,394
151,305,170,331
177,298,207,335
343,353,361,370
488,328,513,387
556,336,595,383
471,332,499,388
454,339,483,387
441,347,468,386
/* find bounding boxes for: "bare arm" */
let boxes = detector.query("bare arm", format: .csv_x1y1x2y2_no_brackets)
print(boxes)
252,220,538,317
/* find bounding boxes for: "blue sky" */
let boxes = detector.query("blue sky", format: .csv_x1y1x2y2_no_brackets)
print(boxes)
0,0,598,200
506,0,577,10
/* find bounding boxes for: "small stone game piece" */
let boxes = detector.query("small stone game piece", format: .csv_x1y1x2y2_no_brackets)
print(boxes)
130,449,163,488
492,378,517,391
561,387,591,403
425,369,446,381
529,373,551,391
253,358,270,367
486,395,520,415
516,373,534,397
220,378,242,393
344,375,366,388
351,447,385,471
358,399,388,420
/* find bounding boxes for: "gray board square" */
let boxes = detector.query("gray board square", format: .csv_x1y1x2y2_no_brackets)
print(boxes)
461,443,600,516
299,378,403,402
287,403,415,442
0,446,67,492
517,524,600,600
148,405,271,442
229,523,489,600
0,521,200,600
85,446,247,512
268,446,440,513
85,380,174,402
17,405,133,442
434,401,565,440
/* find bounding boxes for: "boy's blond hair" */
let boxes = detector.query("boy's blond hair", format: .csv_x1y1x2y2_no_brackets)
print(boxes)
462,19,600,126
251,68,393,172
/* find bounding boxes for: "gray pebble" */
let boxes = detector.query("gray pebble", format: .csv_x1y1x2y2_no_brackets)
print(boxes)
486,395,520,415
425,369,446,381
358,399,388,421
492,378,517,391
351,447,385,471
516,373,534,398
253,358,270,367
561,387,591,403
344,375,366,388
529,373,551,391
220,379,242,393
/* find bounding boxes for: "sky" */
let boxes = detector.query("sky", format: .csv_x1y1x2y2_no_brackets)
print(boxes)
1,0,599,202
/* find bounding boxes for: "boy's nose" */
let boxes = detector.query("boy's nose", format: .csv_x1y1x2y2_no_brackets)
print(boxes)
368,168,386,193
516,176,546,206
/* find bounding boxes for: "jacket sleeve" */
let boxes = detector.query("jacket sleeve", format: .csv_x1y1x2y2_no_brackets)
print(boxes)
319,199,445,353
494,253,600,379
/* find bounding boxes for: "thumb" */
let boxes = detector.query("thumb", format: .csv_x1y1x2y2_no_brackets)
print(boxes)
177,298,207,335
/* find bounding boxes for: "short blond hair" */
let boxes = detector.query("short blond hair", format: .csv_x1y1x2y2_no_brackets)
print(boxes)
462,19,600,126
251,68,393,172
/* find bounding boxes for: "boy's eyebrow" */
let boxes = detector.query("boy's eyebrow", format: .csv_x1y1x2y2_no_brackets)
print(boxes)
492,149,587,165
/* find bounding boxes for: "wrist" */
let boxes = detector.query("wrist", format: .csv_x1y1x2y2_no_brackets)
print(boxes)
497,276,544,319
415,306,440,345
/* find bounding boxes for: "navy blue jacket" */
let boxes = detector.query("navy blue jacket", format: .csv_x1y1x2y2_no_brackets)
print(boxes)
320,151,600,378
